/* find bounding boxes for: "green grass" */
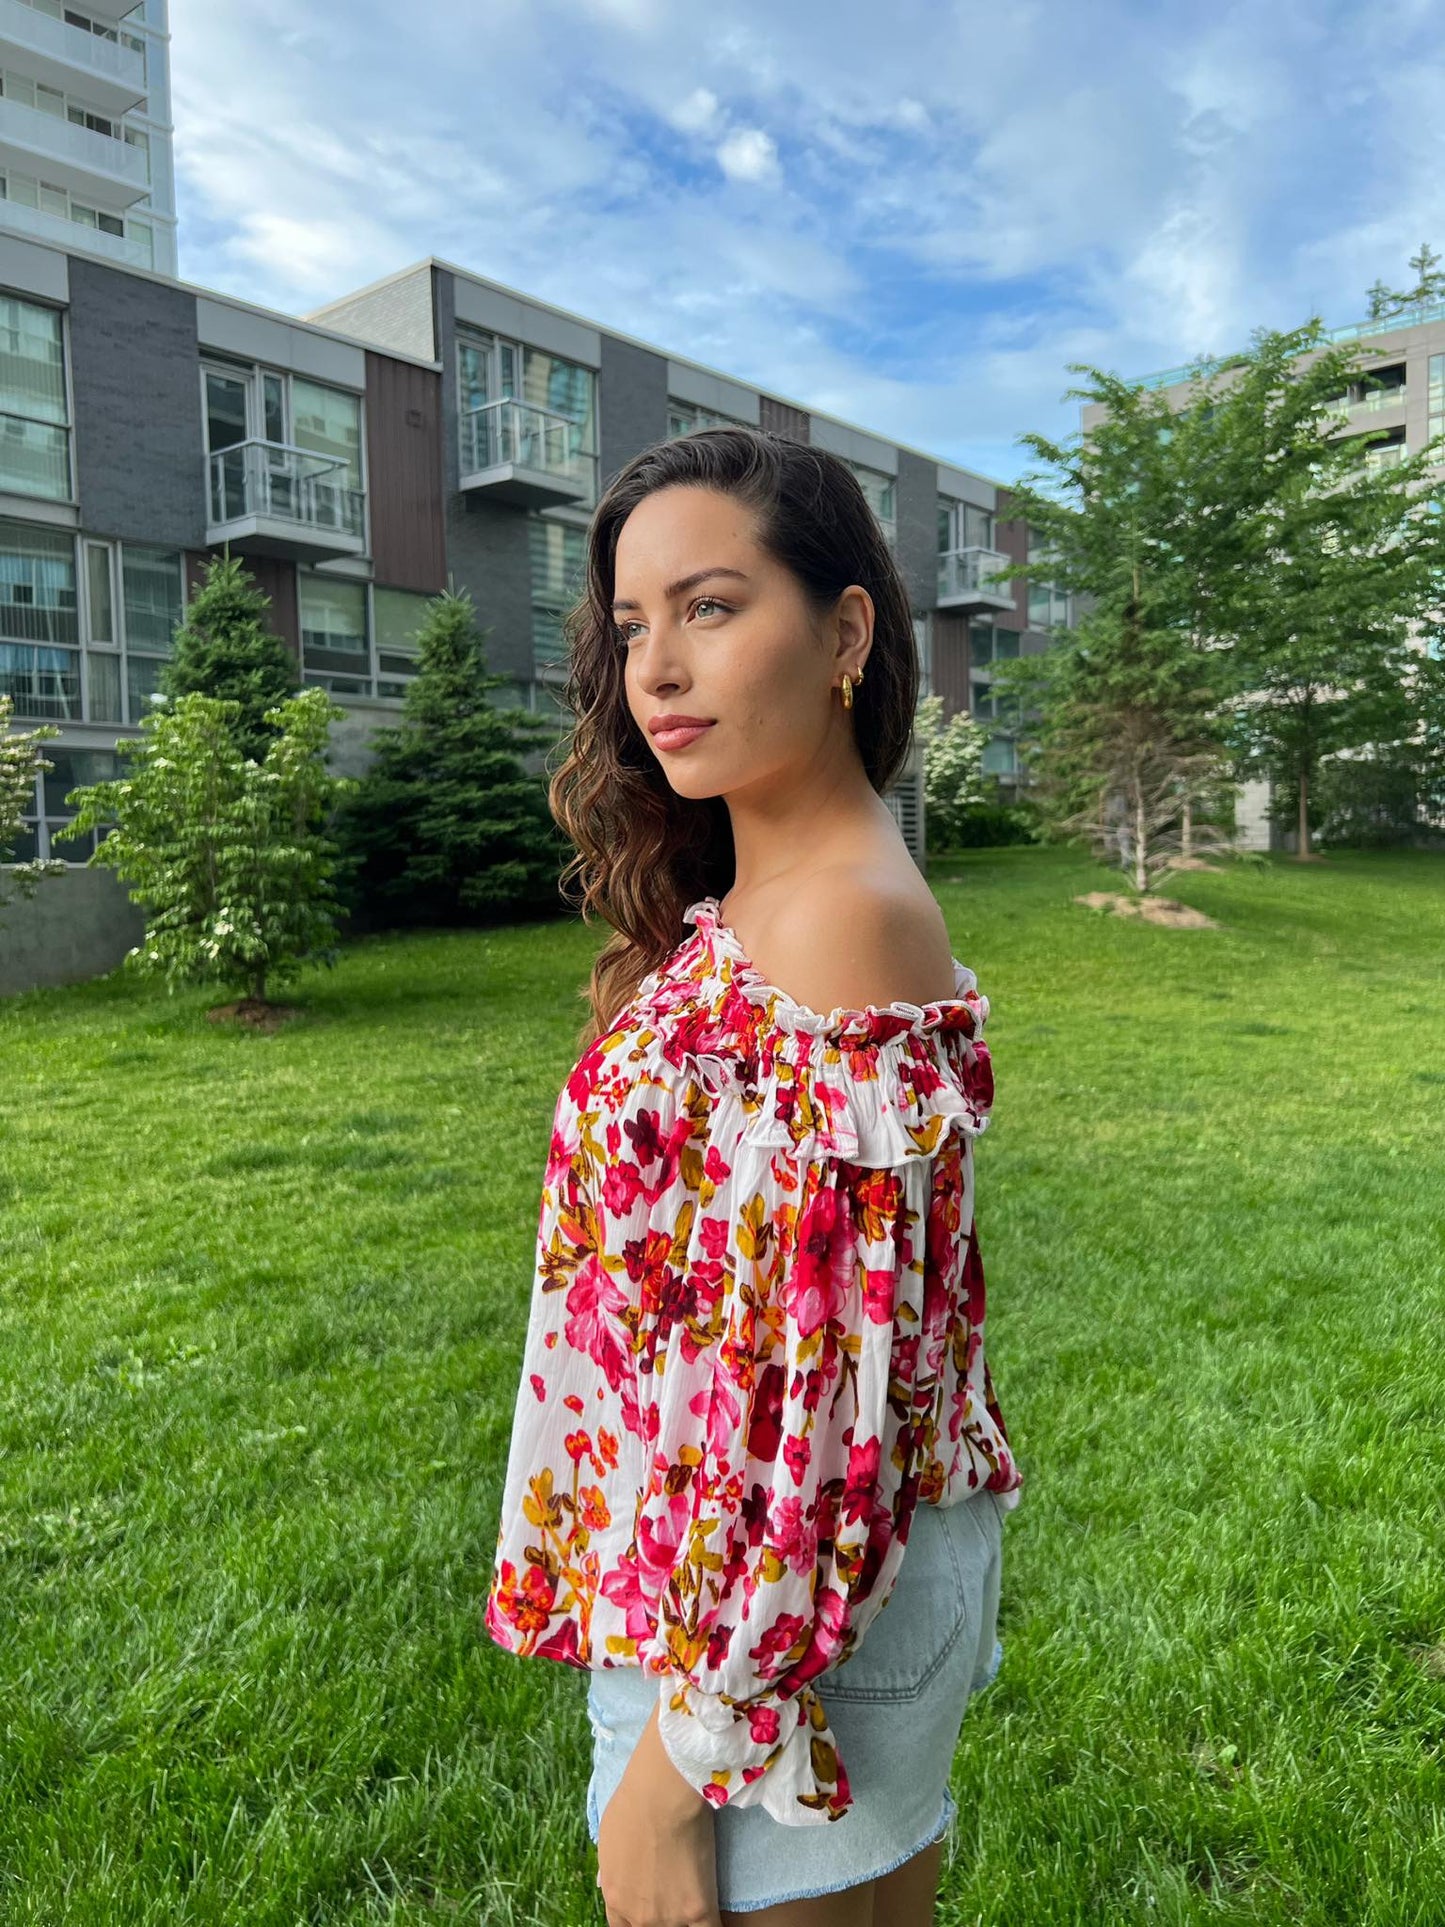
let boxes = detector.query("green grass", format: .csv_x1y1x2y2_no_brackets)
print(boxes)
1,845,1442,1924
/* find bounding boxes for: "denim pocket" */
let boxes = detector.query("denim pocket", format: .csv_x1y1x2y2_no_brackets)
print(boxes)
820,1500,980,1704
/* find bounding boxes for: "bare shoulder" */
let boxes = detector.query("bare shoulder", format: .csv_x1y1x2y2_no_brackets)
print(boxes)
756,870,958,1017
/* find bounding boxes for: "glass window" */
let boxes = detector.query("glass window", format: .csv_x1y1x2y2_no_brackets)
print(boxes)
126,650,167,722
86,541,113,643
846,460,896,543
121,545,182,654
299,572,368,692
86,647,121,722
0,296,69,500
0,516,76,644
374,585,429,692
668,398,752,437
939,496,995,554
529,516,586,664
1430,353,1445,452
292,378,361,492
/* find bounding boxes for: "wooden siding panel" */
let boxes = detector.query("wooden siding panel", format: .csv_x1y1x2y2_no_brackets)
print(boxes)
932,611,971,720
759,395,810,442
365,351,446,593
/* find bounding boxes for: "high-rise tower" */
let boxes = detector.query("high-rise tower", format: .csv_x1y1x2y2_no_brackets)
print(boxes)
0,0,174,276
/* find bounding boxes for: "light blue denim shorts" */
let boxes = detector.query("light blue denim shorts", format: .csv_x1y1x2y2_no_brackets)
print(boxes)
585,1485,1006,1914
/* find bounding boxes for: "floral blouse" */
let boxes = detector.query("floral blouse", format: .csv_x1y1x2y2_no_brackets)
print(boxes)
485,895,1021,1827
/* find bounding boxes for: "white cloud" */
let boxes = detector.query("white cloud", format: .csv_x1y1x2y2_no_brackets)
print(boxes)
170,0,1434,480
715,126,780,185
670,86,722,134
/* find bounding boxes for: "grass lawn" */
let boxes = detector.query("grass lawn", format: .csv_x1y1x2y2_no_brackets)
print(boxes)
1,844,1442,1925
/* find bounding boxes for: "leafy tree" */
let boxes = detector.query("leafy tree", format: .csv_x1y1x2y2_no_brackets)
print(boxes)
332,588,567,927
1365,243,1445,322
914,694,992,847
1000,320,1445,866
159,550,297,764
57,687,353,1005
0,694,65,918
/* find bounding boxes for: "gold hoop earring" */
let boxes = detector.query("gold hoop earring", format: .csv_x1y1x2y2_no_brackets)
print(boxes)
840,667,862,710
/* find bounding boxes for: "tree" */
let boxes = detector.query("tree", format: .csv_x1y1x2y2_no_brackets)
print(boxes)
332,588,567,927
159,550,297,764
913,695,992,846
999,319,1445,866
57,687,354,1005
1365,243,1445,322
0,694,66,919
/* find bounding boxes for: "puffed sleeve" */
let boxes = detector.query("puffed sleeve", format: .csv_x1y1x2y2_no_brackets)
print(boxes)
639,1002,997,1825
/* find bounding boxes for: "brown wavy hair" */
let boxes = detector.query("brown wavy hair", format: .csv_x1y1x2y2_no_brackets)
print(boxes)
549,425,919,1049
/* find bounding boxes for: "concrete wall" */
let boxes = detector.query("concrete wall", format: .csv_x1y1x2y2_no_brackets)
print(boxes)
0,866,146,997
68,256,206,549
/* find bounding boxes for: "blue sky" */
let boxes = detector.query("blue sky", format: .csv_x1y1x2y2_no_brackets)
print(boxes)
171,0,1445,485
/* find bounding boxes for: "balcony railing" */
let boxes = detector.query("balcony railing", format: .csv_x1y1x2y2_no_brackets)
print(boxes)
0,93,148,205
1326,386,1407,418
458,397,589,506
0,0,146,114
937,546,1014,610
207,439,365,555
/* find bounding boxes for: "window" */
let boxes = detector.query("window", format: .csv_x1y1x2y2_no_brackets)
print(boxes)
668,399,752,437
0,296,69,500
530,516,587,665
374,586,430,698
1027,582,1071,629
1429,354,1445,458
13,744,124,866
938,496,995,555
299,572,368,694
203,362,363,537
846,460,897,546
120,544,181,724
458,329,597,502
0,516,78,719
1026,522,1071,631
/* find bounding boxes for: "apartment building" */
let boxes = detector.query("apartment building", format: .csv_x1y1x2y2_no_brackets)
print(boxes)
0,234,1073,992
0,0,174,276
1088,299,1445,849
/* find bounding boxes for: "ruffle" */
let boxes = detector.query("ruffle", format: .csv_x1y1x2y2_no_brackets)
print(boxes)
676,898,994,1167
683,897,990,1045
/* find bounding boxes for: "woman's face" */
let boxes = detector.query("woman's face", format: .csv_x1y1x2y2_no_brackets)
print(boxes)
610,483,872,801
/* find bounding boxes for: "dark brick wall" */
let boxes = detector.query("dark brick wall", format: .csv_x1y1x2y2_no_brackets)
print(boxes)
894,448,939,615
598,333,668,489
432,268,534,677
68,256,206,549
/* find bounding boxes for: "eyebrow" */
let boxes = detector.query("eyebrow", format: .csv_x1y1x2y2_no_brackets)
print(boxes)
611,567,751,613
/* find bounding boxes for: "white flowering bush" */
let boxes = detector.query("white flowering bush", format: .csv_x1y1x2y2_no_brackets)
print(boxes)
59,687,357,1004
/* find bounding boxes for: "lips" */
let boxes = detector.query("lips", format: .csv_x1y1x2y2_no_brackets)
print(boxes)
652,721,714,751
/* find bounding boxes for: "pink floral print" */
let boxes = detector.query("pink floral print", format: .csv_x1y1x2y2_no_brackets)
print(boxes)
485,897,1021,1826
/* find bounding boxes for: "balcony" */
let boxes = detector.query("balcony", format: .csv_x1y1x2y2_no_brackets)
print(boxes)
207,440,366,564
0,94,148,208
1326,384,1407,419
1363,441,1407,472
0,0,146,116
937,546,1014,612
458,398,590,507
0,194,149,266
68,0,143,15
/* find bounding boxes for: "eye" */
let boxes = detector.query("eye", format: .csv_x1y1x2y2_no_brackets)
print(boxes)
614,597,731,645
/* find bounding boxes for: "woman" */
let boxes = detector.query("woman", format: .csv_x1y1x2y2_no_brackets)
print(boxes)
485,427,1022,1925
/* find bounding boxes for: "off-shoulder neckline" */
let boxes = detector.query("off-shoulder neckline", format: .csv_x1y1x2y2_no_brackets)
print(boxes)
682,895,985,1041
